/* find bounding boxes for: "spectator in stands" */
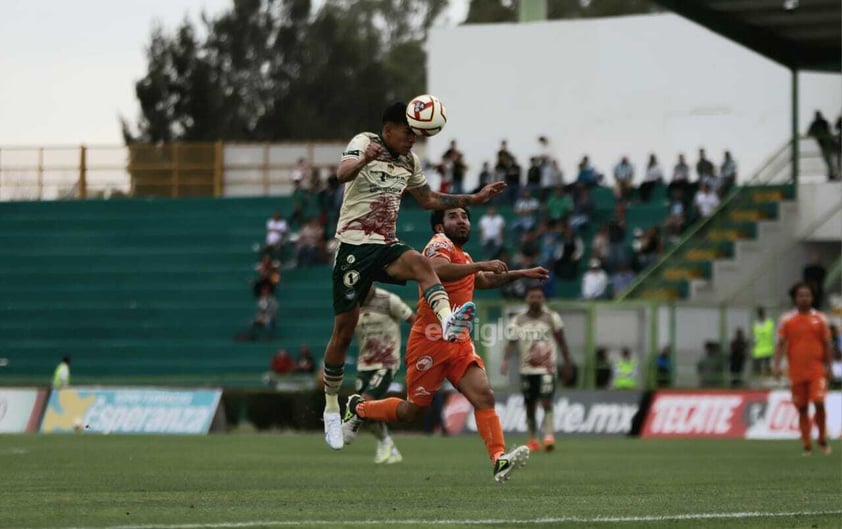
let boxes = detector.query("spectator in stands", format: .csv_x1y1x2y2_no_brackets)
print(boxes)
243,283,278,341
693,182,720,219
52,356,71,389
542,160,564,198
510,188,540,241
639,154,664,203
450,153,468,195
729,328,748,387
635,226,664,271
696,148,715,187
697,341,724,387
497,152,521,205
611,261,636,299
525,157,543,198
606,202,628,271
612,156,635,202
552,221,583,281
570,183,594,232
669,153,691,202
545,186,574,223
296,216,326,266
295,344,316,374
807,111,840,180
496,140,513,167
802,253,827,309
581,258,609,300
270,348,294,375
590,224,610,266
595,347,612,388
254,253,280,297
665,188,687,242
290,176,309,227
501,243,541,300
576,156,601,187
265,210,289,261
473,162,494,194
655,346,672,387
291,157,308,182
717,151,737,197
479,206,506,259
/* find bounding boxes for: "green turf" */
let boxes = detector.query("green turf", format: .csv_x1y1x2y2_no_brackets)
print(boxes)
0,434,839,529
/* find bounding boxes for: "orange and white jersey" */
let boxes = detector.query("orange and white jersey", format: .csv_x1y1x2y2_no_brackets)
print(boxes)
412,233,475,338
777,309,830,382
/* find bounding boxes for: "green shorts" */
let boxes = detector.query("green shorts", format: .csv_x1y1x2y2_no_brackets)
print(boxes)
332,242,411,314
521,373,557,403
355,368,396,399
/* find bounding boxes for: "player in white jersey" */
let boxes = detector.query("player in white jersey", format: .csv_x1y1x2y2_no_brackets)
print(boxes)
348,286,416,463
321,102,506,449
502,286,572,452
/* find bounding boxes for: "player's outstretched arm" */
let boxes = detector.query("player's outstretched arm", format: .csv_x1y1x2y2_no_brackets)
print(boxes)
408,182,506,210
475,266,549,289
431,257,507,282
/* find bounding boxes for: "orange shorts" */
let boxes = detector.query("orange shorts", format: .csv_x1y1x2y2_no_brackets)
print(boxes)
790,377,828,408
405,332,484,408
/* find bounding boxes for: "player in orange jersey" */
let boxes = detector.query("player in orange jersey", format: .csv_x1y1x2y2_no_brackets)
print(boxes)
342,207,549,482
773,282,833,456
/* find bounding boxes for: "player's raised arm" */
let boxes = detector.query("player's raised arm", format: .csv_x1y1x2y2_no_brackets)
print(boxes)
337,141,384,183
428,256,507,282
408,182,506,210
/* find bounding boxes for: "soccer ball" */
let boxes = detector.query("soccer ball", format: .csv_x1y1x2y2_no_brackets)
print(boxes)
406,94,447,137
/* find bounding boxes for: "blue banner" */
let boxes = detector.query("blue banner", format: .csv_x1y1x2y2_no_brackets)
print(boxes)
41,387,221,435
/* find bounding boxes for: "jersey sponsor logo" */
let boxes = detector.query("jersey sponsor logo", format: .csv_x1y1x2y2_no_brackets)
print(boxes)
415,355,434,372
642,392,766,438
424,241,450,258
346,255,356,264
343,270,360,287
414,386,431,397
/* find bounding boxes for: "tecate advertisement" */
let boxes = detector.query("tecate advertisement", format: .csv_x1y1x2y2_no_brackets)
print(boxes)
443,391,642,436
0,388,47,433
40,388,221,434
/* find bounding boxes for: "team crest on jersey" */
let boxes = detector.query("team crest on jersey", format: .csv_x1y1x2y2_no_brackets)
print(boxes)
343,270,360,287
415,355,434,372
424,241,450,258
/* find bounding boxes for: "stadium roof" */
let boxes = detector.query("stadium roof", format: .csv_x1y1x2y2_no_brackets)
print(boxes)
655,0,841,72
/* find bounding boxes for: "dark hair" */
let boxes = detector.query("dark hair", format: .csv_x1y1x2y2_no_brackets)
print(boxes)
382,102,408,125
788,281,813,303
525,284,544,296
430,207,471,233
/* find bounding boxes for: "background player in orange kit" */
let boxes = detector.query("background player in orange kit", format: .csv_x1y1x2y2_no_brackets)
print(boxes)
773,282,833,456
342,207,549,482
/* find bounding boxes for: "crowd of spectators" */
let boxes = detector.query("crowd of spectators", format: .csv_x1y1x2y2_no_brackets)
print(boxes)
261,139,741,301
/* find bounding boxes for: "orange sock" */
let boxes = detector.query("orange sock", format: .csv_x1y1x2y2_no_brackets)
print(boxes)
475,408,506,461
357,398,402,422
799,411,811,450
815,407,827,445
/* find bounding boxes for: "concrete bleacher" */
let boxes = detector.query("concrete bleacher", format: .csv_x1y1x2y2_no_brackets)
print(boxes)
0,186,669,384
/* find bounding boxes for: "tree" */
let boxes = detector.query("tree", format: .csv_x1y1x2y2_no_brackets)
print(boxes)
123,0,447,143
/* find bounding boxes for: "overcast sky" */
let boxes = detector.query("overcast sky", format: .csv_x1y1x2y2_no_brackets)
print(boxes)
0,0,470,146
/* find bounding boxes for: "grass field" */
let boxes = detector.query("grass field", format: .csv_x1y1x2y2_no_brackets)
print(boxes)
0,433,839,529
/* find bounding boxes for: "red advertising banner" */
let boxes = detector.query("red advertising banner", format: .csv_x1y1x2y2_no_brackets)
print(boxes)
642,389,842,439
0,388,47,433
641,390,768,438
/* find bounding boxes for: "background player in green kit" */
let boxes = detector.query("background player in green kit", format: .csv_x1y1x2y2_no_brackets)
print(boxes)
502,286,572,452
322,102,506,449
347,286,416,463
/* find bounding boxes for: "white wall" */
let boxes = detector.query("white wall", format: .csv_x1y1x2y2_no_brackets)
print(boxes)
427,14,842,189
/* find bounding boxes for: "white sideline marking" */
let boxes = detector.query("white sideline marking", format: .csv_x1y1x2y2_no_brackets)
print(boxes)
54,510,842,529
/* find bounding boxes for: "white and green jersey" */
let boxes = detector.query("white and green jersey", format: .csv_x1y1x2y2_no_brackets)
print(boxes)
356,287,413,371
507,308,564,375
336,133,427,245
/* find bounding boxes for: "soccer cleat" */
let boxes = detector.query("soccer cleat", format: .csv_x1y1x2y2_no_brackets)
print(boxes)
543,435,556,452
375,438,394,464
323,411,344,450
493,445,530,483
443,302,476,342
802,448,813,457
526,438,541,452
342,394,365,445
386,445,403,464
819,443,832,456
